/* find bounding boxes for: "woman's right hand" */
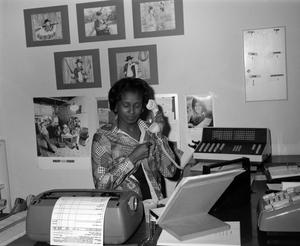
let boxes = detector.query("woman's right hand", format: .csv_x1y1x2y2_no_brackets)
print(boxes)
128,142,152,164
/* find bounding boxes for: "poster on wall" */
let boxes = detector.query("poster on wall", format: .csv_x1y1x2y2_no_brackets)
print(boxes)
184,94,214,153
76,0,126,43
243,26,287,102
108,45,158,86
33,96,91,169
24,5,70,47
155,94,180,148
132,0,184,38
96,98,115,129
54,49,101,90
186,95,214,129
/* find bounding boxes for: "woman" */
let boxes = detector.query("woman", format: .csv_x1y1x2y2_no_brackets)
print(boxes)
91,77,180,201
188,97,213,128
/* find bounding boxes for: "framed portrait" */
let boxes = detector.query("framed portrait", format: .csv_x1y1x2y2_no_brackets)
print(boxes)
24,5,70,47
132,0,184,38
54,49,101,90
76,0,126,43
108,45,158,85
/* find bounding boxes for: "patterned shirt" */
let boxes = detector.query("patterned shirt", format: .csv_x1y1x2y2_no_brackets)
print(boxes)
91,119,178,200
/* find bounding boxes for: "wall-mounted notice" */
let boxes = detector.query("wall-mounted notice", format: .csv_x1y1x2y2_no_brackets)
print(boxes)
243,26,287,102
155,94,180,148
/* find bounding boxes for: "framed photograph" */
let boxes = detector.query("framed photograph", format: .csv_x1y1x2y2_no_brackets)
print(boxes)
132,0,184,38
186,95,214,129
76,0,126,43
54,49,101,90
24,5,70,47
108,45,158,85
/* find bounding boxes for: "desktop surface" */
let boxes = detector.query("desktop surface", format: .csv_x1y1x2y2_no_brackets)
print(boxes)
7,155,300,246
8,180,300,246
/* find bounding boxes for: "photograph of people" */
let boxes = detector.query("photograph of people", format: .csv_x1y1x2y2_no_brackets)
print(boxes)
91,77,182,201
31,12,62,41
63,56,93,84
33,97,90,158
140,0,176,32
84,6,118,37
116,51,151,80
186,95,214,128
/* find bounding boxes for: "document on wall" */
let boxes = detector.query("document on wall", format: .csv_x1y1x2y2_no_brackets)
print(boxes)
50,196,110,246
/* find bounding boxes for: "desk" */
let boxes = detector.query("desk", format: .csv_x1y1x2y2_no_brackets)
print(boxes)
8,156,300,246
8,180,299,246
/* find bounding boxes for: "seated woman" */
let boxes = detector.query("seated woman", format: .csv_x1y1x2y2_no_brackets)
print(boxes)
91,77,181,201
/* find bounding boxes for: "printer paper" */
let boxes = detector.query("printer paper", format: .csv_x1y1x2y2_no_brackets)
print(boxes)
50,196,110,246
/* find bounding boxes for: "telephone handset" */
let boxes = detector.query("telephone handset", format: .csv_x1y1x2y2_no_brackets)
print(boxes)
146,99,161,134
146,99,182,170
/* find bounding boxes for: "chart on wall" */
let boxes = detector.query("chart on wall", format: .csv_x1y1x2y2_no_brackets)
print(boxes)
155,94,180,148
243,27,287,102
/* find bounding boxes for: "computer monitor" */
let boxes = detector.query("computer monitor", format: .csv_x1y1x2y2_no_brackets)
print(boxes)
157,169,244,241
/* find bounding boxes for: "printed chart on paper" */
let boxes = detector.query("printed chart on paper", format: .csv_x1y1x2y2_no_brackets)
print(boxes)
50,196,110,246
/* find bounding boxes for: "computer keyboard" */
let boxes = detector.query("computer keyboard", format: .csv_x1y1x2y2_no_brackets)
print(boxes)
0,211,27,245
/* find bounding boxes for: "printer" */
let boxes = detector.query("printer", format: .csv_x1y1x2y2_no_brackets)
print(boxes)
26,189,144,244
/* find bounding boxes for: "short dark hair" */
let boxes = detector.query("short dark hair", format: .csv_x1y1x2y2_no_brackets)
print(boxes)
108,77,154,114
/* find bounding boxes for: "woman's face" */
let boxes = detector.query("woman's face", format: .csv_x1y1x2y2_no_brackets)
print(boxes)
194,101,203,114
116,91,143,125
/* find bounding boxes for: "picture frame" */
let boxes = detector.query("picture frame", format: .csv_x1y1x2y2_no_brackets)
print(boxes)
76,0,126,43
54,49,101,90
132,0,184,38
186,95,214,129
24,5,70,47
108,45,159,85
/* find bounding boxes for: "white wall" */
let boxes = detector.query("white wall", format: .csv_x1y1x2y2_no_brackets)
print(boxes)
0,1,5,137
1,0,300,201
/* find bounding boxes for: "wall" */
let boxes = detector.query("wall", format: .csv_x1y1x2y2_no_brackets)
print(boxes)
0,1,5,137
1,0,300,202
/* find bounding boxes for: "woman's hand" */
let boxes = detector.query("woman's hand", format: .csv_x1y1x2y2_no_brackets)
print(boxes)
128,142,152,164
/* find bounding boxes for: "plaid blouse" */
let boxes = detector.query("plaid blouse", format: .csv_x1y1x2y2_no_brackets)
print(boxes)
91,119,178,200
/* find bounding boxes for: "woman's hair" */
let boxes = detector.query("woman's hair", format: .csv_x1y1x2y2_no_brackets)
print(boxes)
191,97,207,113
108,77,154,113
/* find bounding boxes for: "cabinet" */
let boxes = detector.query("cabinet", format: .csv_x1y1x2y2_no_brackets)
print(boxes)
0,140,11,213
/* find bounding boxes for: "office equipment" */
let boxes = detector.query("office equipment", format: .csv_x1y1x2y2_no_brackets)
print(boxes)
0,184,6,213
202,158,251,212
257,186,300,232
8,167,300,246
0,211,27,246
0,140,12,213
193,127,271,163
26,189,143,244
10,198,27,215
157,169,244,241
264,163,300,182
157,221,240,246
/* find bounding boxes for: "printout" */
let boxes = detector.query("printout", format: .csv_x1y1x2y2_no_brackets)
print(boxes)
50,196,110,246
